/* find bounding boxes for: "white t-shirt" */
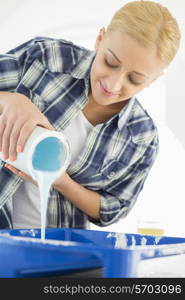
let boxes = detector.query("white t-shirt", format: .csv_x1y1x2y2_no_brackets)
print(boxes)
12,111,93,229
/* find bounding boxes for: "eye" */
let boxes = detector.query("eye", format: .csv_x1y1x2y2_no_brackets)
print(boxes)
128,75,142,86
104,56,143,86
104,57,119,69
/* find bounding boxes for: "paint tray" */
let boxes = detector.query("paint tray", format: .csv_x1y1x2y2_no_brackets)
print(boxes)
0,228,185,277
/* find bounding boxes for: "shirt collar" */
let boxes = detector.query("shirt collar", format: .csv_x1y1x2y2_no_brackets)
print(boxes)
118,97,157,144
70,50,96,80
118,96,136,131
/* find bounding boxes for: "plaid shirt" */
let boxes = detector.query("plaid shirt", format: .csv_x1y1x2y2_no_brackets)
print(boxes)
0,37,159,229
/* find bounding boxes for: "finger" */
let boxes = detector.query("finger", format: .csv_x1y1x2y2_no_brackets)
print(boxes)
8,120,25,161
1,122,14,160
18,171,37,185
0,116,6,152
16,122,35,153
5,163,36,185
38,118,56,131
4,163,20,175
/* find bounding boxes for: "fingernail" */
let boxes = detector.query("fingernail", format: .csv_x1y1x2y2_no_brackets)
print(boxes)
17,145,22,153
2,153,7,161
9,156,15,162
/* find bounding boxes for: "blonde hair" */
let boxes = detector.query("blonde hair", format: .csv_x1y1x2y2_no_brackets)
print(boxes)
107,0,181,66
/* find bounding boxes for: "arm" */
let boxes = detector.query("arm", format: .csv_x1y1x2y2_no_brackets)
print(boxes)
53,173,100,220
4,164,101,220
5,145,157,225
5,134,158,226
0,40,54,161
5,128,159,226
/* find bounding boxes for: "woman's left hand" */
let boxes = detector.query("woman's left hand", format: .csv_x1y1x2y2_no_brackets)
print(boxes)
4,163,37,186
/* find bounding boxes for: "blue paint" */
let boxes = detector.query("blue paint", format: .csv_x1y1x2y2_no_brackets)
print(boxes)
32,137,65,171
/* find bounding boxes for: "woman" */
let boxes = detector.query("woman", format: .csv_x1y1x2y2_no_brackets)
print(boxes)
0,1,181,229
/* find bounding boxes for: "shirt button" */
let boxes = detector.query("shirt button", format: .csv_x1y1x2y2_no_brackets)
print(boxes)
109,171,115,178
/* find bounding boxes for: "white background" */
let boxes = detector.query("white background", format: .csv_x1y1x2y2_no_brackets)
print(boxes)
0,0,185,237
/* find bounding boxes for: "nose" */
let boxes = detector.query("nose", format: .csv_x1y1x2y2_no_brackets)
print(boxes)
105,72,126,94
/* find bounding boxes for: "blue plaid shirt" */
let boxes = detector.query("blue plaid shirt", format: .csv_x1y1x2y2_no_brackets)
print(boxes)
0,37,159,229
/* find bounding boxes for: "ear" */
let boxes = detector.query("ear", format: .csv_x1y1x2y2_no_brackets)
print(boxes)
95,27,106,51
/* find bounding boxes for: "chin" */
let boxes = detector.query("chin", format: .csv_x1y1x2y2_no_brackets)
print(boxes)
94,95,115,106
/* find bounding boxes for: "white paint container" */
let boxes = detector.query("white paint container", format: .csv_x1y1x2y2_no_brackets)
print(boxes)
0,126,71,179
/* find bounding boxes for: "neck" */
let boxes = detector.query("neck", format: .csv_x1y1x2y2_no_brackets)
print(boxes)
82,94,129,125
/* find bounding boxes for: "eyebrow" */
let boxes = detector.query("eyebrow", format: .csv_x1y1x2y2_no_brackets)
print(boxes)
107,48,149,78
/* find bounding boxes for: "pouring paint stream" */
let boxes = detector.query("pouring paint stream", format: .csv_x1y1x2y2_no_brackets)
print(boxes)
31,136,65,240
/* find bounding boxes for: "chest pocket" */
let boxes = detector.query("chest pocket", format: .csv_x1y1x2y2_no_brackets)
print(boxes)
18,58,72,106
100,159,133,181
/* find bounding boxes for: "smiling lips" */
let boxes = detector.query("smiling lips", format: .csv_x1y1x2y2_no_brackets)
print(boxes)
99,81,119,97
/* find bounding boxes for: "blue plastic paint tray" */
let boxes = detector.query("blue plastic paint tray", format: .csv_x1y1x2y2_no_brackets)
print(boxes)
0,228,185,278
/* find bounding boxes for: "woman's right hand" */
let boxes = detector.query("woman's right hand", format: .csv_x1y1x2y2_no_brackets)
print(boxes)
0,92,54,161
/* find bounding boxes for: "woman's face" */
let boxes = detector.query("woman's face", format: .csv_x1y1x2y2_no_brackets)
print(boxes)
89,29,164,106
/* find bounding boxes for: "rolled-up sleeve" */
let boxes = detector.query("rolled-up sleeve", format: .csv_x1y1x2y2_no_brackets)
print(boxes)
89,134,159,226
